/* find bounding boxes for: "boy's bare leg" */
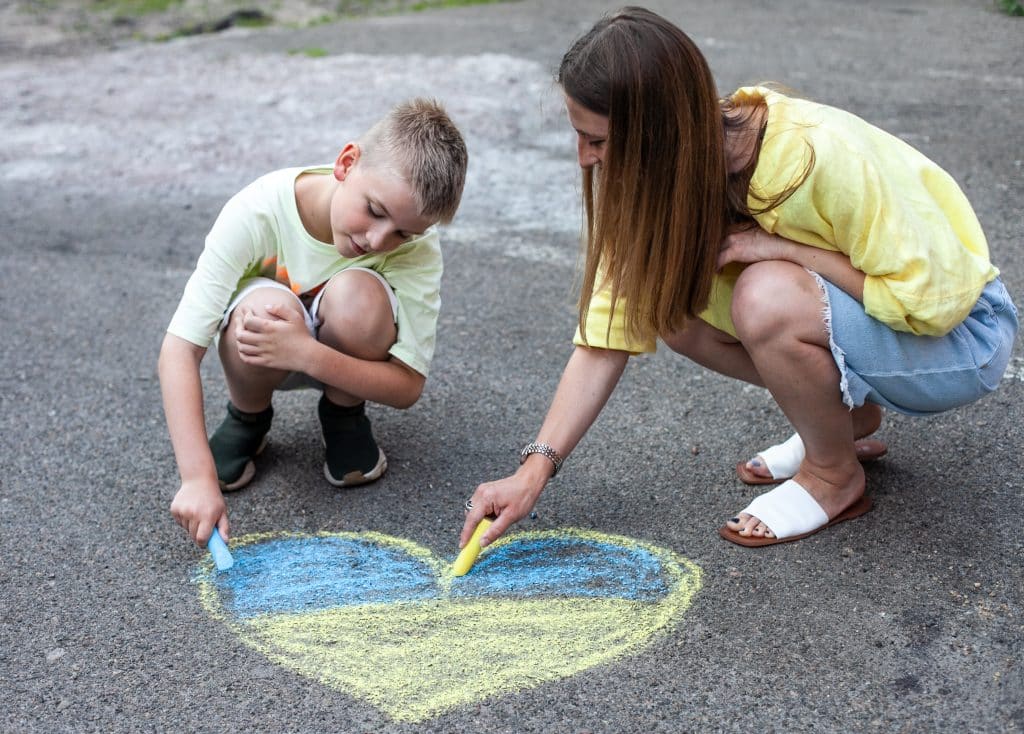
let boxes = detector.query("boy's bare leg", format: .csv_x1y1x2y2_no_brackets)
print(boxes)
219,287,303,411
725,261,865,538
315,269,397,403
313,269,396,486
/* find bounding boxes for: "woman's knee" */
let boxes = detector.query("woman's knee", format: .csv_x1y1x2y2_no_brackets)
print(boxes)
317,270,397,360
731,261,819,341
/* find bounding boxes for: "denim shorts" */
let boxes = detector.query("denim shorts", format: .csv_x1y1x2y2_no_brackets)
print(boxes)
815,276,1019,416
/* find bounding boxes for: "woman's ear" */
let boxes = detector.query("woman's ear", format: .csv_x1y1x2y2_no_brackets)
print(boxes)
334,142,361,181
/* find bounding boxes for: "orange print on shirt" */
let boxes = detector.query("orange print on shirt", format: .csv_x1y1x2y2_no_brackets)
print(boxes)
258,256,304,295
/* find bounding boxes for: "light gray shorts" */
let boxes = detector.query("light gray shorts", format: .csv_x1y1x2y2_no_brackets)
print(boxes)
219,269,398,391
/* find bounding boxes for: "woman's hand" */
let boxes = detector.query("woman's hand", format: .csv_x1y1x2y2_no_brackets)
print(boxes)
459,459,551,549
458,345,630,551
234,303,311,372
717,227,798,270
718,227,867,302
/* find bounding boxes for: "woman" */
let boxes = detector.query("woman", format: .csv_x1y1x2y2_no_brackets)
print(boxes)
460,7,1017,548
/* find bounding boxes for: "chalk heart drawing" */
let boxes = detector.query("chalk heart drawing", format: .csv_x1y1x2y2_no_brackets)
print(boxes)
196,529,702,722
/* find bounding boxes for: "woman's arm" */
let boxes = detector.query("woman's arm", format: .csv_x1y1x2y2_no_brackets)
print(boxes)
460,345,630,547
718,228,866,302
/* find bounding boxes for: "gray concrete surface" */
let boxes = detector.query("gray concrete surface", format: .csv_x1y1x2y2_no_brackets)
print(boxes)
2,0,1023,731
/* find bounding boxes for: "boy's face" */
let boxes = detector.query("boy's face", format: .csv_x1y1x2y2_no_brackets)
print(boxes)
330,143,434,259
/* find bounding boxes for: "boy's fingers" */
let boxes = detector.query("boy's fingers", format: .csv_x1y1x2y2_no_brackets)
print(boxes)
218,516,230,543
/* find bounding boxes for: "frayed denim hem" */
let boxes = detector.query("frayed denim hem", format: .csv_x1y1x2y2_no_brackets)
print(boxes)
808,270,856,410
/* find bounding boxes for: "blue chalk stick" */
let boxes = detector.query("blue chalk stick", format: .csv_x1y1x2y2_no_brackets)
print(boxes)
207,528,234,571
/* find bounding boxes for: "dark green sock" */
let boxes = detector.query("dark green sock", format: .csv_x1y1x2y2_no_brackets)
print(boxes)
318,394,381,484
209,401,273,486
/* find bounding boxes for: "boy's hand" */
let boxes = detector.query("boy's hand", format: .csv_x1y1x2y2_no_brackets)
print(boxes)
170,478,229,546
234,303,311,372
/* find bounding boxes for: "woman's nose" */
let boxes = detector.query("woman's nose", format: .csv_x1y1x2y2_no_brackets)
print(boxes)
577,140,595,168
577,141,602,169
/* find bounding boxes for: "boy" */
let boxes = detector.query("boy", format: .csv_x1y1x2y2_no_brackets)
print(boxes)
159,98,467,546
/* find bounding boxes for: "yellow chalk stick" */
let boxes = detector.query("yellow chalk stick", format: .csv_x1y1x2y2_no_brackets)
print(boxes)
451,519,492,577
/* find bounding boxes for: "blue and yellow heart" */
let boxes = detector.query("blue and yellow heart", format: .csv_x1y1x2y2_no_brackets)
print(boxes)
196,528,702,722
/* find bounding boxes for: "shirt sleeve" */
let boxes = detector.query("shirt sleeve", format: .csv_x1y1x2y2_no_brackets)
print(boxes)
166,190,266,347
376,231,444,377
573,282,657,354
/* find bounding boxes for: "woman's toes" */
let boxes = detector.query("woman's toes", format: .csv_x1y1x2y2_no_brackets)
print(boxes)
744,456,772,479
737,516,761,536
727,513,777,538
854,438,888,460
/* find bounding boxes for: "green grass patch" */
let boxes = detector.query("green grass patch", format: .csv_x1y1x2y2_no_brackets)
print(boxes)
91,0,183,17
333,0,506,16
996,0,1023,15
233,13,272,27
409,0,504,10
289,46,329,57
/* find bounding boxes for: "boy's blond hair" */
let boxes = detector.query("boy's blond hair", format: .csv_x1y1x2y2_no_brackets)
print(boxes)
358,98,468,224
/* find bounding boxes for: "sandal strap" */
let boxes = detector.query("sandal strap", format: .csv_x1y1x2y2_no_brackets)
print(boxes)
758,433,805,480
742,480,827,539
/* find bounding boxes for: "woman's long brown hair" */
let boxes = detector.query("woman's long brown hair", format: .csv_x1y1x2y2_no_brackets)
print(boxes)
559,7,762,344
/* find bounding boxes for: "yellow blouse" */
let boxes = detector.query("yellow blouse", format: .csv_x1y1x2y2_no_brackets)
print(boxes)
575,86,997,352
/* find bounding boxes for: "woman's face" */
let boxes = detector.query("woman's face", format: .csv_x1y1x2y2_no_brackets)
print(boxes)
565,95,608,169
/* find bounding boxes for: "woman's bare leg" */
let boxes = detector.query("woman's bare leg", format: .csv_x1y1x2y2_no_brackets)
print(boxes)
724,261,865,538
661,307,884,489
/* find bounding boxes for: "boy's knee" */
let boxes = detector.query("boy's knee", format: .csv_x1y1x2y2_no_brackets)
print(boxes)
227,288,303,328
317,270,397,359
220,290,304,353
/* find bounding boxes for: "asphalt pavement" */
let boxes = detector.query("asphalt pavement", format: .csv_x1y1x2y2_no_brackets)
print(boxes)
2,0,1023,732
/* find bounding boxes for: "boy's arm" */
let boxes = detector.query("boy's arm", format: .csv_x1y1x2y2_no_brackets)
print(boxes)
234,304,426,408
301,343,426,409
158,333,228,546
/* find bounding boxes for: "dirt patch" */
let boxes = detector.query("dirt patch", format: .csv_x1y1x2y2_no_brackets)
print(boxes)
0,0,503,58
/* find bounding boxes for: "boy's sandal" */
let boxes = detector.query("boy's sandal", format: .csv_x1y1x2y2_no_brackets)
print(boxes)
736,432,887,486
718,479,873,547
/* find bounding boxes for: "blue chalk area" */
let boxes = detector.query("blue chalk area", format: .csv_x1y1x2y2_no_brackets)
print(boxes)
450,538,669,602
212,536,439,618
207,528,234,571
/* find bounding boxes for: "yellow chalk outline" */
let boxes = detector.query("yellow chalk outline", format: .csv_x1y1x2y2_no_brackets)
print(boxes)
198,528,702,722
